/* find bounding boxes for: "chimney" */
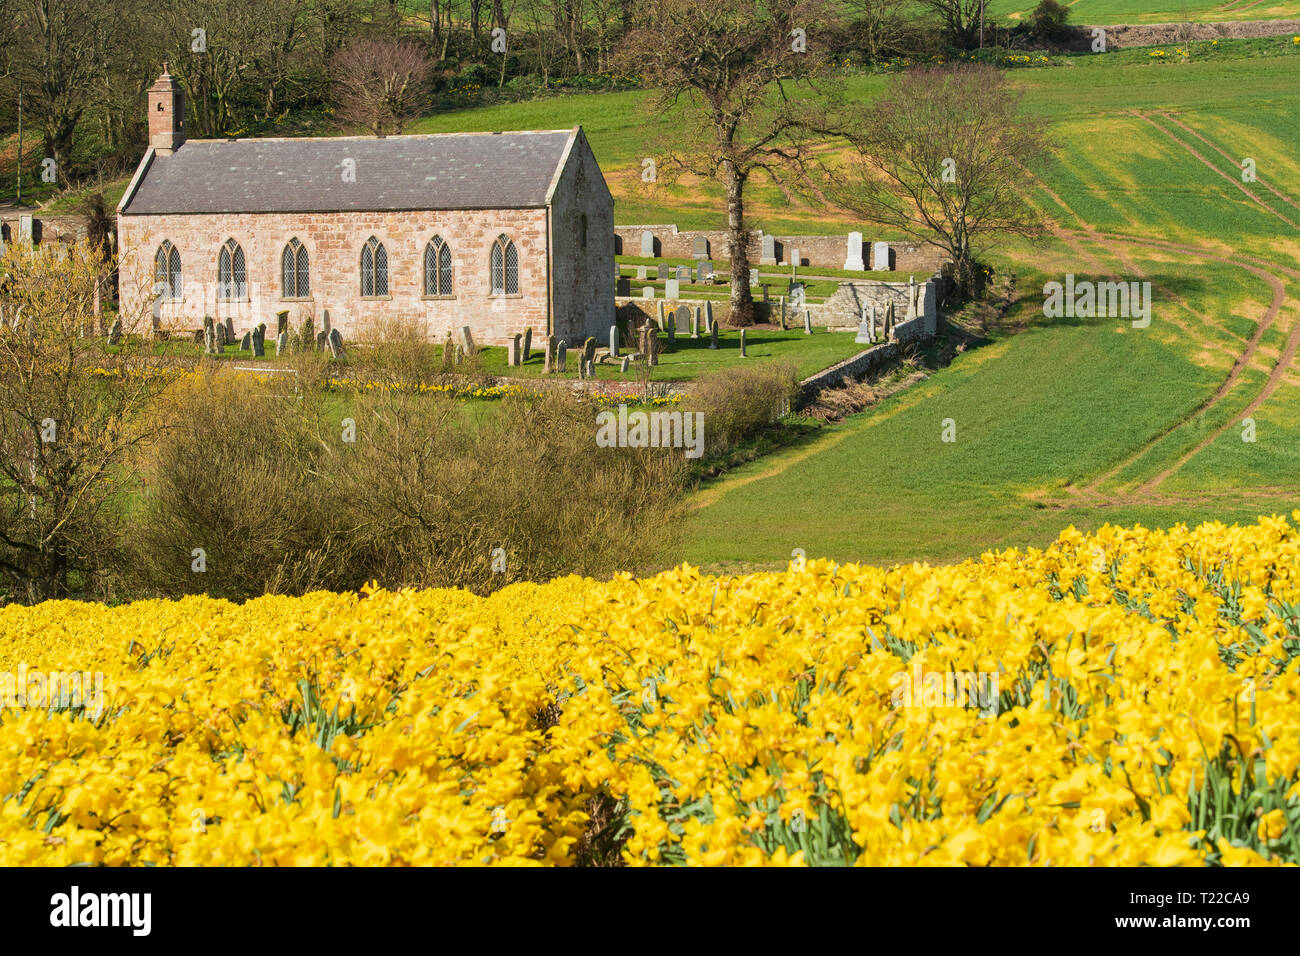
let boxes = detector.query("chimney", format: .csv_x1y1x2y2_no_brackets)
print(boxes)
147,63,185,155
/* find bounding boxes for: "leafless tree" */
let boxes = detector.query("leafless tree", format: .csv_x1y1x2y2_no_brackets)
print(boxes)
919,0,985,49
834,64,1052,294
330,38,432,136
842,0,920,61
616,0,841,326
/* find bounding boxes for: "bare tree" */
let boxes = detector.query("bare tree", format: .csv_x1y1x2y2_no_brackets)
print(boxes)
616,0,840,326
919,0,985,49
834,64,1052,294
330,38,432,136
843,0,919,62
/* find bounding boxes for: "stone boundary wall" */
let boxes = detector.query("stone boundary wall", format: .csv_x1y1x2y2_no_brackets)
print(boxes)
613,223,944,274
797,341,905,404
0,213,89,249
1062,19,1300,51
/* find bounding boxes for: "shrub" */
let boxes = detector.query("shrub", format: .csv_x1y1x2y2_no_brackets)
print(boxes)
1030,0,1071,41
686,360,801,456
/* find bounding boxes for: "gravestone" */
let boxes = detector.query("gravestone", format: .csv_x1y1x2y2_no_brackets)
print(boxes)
803,310,813,335
676,265,691,281
709,320,719,350
698,261,714,282
790,247,801,268
457,326,476,355
18,215,33,243
274,331,286,356
642,287,654,299
906,275,920,319
704,301,714,331
664,279,680,299
779,296,786,329
884,300,896,338
656,300,666,328
691,306,701,339
873,242,892,271
855,305,874,345
544,334,557,373
107,318,122,346
317,330,329,351
610,325,620,358
223,316,235,344
523,327,533,362
692,236,709,259
252,324,266,357
240,331,252,351
328,328,345,358
276,310,290,337
583,337,597,366
557,340,567,373
321,310,331,335
666,314,676,345
844,232,865,271
202,316,215,354
636,265,648,280
620,356,630,374
640,230,654,257
739,329,747,357
749,268,759,286
761,284,769,303
215,323,229,351
508,333,521,366
760,234,777,266
616,277,631,297
674,305,691,334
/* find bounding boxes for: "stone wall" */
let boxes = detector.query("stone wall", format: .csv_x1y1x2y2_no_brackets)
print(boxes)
117,207,553,345
613,223,945,273
819,276,942,339
0,213,89,249
797,341,905,404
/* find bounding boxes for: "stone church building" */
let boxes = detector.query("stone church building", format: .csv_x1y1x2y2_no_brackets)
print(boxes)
117,66,614,346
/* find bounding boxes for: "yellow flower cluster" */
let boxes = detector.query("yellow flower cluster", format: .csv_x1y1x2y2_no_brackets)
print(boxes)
1,516,1298,866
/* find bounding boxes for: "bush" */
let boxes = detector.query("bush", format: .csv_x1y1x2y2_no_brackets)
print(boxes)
686,361,800,456
1030,0,1071,41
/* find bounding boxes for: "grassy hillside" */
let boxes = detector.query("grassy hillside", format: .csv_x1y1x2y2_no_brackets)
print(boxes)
988,0,1300,23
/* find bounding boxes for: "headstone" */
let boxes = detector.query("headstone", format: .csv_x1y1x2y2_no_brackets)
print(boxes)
620,356,630,374
224,316,235,343
749,268,759,286
642,287,654,299
692,236,709,259
790,247,801,268
844,232,865,271
523,327,533,362
457,326,476,355
203,316,215,354
666,315,675,345
276,310,290,337
253,324,266,358
240,331,252,351
704,301,714,331
275,331,287,356
640,230,654,257
691,307,701,339
328,328,345,358
321,310,331,335
544,334,556,373
873,242,891,271
906,275,919,319
676,265,691,281
803,310,813,335
760,234,776,265
107,318,122,346
508,333,521,366
609,325,620,358
674,305,691,334
855,306,873,345
761,284,770,303
656,300,666,328
709,320,719,350
779,296,786,329
586,357,596,379
18,215,33,243
885,300,896,338
616,277,631,297
557,340,567,373
583,337,597,366
739,329,747,357
316,330,329,351
636,266,648,280
665,279,680,299
698,261,714,282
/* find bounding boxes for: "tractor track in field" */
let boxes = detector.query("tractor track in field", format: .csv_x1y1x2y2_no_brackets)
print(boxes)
1030,114,1300,509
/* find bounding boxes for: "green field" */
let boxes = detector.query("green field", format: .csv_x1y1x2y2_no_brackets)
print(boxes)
987,0,1300,24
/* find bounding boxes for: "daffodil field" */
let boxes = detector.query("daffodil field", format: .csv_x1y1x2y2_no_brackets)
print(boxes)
1,516,1298,866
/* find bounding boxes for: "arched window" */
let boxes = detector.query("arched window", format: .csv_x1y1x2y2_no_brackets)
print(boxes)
282,238,310,298
154,240,182,300
423,236,453,296
217,238,247,300
361,236,388,297
489,234,518,295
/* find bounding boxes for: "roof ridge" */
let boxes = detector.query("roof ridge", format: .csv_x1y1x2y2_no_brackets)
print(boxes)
184,129,577,145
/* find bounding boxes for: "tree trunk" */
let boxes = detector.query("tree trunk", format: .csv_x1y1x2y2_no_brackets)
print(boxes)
724,161,755,326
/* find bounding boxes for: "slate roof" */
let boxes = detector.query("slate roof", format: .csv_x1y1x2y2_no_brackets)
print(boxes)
120,130,576,215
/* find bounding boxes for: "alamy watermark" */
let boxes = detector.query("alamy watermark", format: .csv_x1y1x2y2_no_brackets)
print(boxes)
890,660,1000,717
1,664,106,719
1043,274,1152,328
596,404,705,458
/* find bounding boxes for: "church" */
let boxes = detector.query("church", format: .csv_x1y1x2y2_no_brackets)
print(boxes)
117,66,614,347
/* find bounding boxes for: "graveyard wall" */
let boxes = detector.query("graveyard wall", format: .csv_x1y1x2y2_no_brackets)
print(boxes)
548,129,616,345
117,207,554,345
820,278,941,335
797,341,907,401
613,223,946,273
0,213,89,248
